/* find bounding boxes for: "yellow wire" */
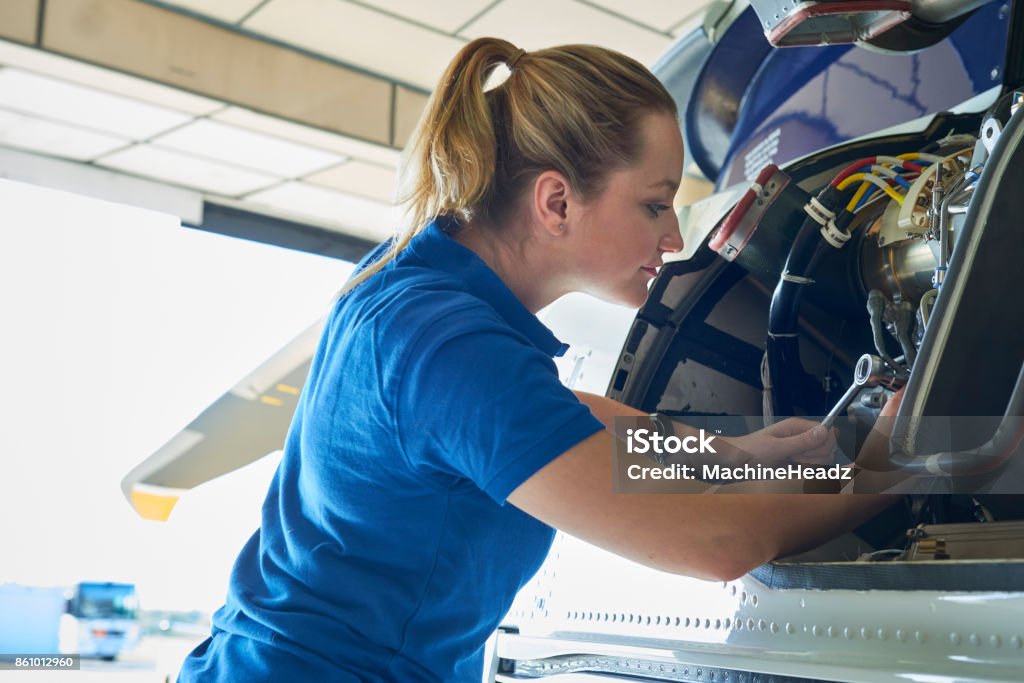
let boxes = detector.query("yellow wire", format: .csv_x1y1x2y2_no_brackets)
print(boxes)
897,151,945,163
837,172,874,191
846,182,871,212
836,172,905,206
839,153,921,213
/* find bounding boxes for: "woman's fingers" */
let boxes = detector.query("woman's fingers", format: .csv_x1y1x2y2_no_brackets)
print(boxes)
731,420,834,463
772,426,834,463
880,386,905,417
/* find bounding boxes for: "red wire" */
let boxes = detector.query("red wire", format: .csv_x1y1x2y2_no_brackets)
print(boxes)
831,157,927,187
831,157,877,187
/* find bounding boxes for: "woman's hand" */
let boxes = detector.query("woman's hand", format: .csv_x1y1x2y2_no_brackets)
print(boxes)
880,386,905,418
717,387,904,469
850,385,906,479
716,417,836,466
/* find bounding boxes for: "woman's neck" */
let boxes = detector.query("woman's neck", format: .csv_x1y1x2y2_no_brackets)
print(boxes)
452,222,566,314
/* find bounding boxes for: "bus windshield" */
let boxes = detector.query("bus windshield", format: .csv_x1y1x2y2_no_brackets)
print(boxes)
72,583,138,620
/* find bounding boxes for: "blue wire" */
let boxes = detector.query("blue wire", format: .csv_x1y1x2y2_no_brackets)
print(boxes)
852,165,913,190
854,185,878,212
851,159,934,212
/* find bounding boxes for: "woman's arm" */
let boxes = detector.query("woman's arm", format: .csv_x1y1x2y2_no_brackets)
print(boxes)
507,391,902,581
576,390,837,467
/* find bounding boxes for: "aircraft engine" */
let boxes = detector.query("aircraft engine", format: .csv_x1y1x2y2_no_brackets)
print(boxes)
705,90,1022,429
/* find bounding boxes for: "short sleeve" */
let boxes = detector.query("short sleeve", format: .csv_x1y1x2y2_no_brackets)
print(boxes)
396,314,605,504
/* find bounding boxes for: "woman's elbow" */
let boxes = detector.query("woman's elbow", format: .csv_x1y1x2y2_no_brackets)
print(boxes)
695,552,766,583
706,554,764,582
658,537,773,582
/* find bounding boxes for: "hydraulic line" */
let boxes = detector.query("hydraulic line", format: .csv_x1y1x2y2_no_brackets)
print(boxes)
766,185,843,415
890,364,1024,475
866,290,906,374
892,299,917,368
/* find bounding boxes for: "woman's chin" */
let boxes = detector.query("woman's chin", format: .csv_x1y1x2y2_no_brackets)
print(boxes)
582,281,648,309
613,287,649,309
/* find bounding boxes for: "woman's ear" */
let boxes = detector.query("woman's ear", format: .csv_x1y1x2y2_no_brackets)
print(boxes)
532,170,570,238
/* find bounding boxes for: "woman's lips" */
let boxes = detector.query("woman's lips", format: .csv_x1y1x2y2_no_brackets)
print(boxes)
641,266,659,277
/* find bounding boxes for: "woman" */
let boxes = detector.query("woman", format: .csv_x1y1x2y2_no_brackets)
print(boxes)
179,37,896,682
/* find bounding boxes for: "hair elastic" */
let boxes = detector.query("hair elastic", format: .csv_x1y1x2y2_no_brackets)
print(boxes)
507,48,527,71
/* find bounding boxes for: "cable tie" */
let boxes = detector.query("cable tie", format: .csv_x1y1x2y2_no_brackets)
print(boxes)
767,331,799,339
820,218,851,249
781,271,815,284
810,196,835,219
803,197,834,226
870,165,899,178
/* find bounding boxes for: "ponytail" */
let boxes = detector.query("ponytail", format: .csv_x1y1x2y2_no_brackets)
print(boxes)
338,37,675,297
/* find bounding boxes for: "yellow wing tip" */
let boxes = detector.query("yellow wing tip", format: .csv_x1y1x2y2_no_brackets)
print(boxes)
130,489,180,522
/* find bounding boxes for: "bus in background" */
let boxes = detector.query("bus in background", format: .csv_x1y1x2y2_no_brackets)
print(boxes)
68,582,140,660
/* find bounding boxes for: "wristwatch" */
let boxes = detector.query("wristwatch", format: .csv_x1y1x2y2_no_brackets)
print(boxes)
646,412,675,465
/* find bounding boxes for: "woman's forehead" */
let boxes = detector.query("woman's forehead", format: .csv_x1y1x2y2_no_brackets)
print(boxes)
634,114,684,184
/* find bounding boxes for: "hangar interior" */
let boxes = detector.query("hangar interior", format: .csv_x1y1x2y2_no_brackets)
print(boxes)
4,1,1024,682
0,0,710,257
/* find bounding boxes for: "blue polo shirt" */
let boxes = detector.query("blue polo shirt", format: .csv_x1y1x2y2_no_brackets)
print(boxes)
179,218,605,682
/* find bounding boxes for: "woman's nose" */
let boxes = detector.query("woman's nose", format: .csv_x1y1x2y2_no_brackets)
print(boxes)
661,224,684,253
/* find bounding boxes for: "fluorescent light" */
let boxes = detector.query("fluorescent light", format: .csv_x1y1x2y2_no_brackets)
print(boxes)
98,145,279,197
0,67,192,140
243,0,464,91
0,147,203,224
158,0,265,24
243,181,397,243
367,0,493,33
152,119,344,177
0,108,128,160
212,107,401,167
460,0,670,66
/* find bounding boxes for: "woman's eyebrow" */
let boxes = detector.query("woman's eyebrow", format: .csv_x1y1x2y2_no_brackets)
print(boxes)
648,179,680,193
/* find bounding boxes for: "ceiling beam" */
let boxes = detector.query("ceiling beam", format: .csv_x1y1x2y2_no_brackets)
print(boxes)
5,0,429,149
0,0,40,45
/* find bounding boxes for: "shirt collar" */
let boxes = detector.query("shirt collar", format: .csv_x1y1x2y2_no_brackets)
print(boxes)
406,217,570,358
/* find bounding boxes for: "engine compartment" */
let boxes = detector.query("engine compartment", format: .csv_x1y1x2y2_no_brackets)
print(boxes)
611,93,1024,566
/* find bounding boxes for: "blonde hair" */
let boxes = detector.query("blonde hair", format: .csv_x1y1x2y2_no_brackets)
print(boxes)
340,37,677,296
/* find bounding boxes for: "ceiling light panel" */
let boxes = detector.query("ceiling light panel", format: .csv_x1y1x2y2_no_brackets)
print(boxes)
0,39,223,115
305,160,397,203
98,145,279,197
244,181,397,243
0,108,128,161
460,0,671,66
152,119,345,177
244,0,465,91
0,67,193,140
159,0,266,24
212,107,401,167
367,0,494,33
584,0,708,33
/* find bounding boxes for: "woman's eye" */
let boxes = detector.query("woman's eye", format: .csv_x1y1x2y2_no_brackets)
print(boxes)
647,203,671,218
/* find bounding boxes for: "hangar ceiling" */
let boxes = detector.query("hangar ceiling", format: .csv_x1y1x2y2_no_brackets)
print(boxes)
0,0,706,246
